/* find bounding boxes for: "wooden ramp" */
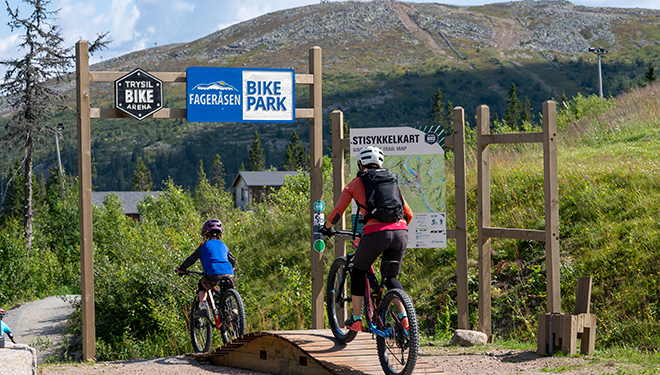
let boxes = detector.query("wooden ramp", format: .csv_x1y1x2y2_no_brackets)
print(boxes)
189,329,443,375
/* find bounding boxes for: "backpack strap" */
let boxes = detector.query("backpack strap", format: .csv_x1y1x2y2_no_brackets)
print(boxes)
353,199,371,225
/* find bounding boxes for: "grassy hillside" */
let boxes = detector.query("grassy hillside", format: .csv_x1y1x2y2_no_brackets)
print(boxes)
1,1,659,192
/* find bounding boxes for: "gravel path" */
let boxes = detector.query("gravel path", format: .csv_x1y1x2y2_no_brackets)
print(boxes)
3,295,78,364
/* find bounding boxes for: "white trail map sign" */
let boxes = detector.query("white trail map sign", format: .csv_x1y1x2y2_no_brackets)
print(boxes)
350,126,446,248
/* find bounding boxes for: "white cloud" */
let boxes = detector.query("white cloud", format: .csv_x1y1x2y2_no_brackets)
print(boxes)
109,0,140,44
0,33,20,55
172,0,195,13
57,0,100,44
236,4,273,22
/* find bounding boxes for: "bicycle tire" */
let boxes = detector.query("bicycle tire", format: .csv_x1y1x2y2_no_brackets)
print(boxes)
376,288,419,375
219,288,246,344
326,256,358,343
190,295,213,353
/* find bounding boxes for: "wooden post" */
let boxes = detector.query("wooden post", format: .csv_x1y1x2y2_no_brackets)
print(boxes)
543,100,560,313
331,110,346,325
452,107,469,330
309,46,324,329
476,105,492,337
575,277,592,314
331,110,346,259
76,40,96,361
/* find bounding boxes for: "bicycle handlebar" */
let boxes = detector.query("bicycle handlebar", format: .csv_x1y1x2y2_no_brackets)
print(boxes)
176,269,204,276
331,230,362,240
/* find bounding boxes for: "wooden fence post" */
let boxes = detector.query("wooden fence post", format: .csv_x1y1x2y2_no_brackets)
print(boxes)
309,46,324,329
76,40,96,361
476,105,492,338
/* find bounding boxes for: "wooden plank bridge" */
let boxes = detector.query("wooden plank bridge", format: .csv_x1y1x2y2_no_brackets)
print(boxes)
190,329,444,375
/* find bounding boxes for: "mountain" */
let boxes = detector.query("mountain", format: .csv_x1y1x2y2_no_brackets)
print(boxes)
1,0,659,191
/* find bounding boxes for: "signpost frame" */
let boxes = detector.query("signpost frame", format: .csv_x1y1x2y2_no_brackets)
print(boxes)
76,40,324,360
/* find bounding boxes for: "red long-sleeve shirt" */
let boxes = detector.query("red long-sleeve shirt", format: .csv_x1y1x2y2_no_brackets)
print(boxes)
327,175,413,234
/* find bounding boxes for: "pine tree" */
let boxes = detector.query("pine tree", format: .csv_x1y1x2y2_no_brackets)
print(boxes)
132,158,153,191
505,83,521,130
248,131,265,171
521,96,533,127
282,130,308,171
645,62,657,84
444,100,454,134
430,89,444,126
211,154,226,188
0,0,108,249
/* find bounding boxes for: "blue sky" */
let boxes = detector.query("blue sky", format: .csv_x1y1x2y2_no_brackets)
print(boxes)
1,0,659,66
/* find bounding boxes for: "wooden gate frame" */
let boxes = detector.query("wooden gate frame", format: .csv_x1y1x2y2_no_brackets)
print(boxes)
476,101,560,338
330,107,470,330
76,40,324,361
330,101,558,337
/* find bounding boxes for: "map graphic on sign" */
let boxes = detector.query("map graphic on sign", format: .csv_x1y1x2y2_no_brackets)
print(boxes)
350,126,446,248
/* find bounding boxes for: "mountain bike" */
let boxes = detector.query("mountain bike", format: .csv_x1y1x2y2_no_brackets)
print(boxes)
182,270,246,353
325,229,419,375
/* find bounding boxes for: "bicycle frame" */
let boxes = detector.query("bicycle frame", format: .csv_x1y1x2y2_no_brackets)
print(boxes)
187,270,222,330
344,252,396,339
207,287,222,329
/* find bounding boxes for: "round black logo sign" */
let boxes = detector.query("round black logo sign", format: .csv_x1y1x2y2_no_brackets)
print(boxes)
425,132,438,145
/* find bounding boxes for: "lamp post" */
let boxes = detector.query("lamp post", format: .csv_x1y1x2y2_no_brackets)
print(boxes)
56,123,64,177
588,47,607,98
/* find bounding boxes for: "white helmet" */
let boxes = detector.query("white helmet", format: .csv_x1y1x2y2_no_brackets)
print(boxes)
356,146,384,168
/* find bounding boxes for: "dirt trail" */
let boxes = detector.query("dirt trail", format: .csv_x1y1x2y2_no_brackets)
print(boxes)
390,2,445,55
3,295,78,364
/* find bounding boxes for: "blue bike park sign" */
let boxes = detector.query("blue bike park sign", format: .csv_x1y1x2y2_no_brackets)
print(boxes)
186,67,295,123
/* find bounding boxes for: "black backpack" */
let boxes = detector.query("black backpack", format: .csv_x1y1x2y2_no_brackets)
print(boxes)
357,168,404,223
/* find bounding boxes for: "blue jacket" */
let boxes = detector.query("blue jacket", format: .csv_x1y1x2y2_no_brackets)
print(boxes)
1,321,11,336
179,239,235,276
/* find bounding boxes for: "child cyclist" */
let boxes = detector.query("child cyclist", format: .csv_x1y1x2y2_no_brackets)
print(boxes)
1,308,16,344
176,219,236,318
320,146,413,332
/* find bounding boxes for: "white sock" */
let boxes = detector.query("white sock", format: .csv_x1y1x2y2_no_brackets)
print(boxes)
199,301,208,309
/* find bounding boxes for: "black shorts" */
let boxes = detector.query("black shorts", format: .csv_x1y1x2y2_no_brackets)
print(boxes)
353,229,408,278
198,274,235,293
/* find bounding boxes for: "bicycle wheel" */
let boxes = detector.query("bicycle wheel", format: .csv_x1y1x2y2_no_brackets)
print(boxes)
219,288,246,344
326,256,358,343
376,288,419,375
190,295,213,353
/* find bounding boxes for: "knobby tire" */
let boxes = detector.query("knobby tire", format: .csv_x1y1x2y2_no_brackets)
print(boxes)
376,288,419,375
326,256,358,343
218,288,246,344
190,295,213,353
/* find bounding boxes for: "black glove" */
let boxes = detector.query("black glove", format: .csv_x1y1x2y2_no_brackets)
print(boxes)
319,226,335,237
175,268,188,276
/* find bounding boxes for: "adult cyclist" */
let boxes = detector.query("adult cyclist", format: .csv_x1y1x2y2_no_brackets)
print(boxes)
0,308,16,344
176,219,236,318
320,146,413,332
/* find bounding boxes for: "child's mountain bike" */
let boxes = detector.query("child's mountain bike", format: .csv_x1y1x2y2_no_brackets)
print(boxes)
325,230,419,375
182,270,246,353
